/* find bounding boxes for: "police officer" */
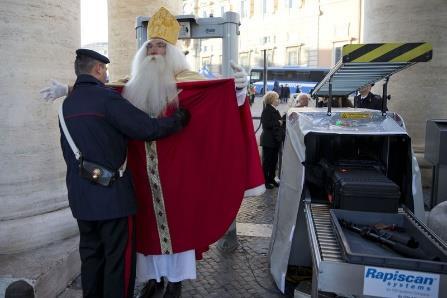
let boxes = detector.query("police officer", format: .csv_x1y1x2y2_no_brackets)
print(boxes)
59,49,190,298
354,83,386,111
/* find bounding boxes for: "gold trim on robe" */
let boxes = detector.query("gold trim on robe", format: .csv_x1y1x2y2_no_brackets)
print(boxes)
109,70,204,87
175,70,205,82
145,141,173,254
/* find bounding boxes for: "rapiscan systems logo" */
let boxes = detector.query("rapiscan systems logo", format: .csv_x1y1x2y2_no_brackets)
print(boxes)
365,267,436,291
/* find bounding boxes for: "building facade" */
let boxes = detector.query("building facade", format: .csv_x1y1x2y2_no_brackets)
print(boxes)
181,0,363,72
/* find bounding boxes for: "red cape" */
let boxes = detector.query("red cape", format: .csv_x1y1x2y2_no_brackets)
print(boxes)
115,79,264,257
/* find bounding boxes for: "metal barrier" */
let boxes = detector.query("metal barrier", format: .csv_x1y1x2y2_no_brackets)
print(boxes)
252,116,262,133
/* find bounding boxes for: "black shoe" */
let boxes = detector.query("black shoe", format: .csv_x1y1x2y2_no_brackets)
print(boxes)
140,279,164,298
265,183,274,189
272,181,280,187
163,281,182,298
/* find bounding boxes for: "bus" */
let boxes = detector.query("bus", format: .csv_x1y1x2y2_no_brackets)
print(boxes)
249,66,329,95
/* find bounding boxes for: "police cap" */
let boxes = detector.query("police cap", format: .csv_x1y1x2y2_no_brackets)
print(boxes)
76,48,110,64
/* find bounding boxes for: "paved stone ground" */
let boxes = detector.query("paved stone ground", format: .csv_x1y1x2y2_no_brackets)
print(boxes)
181,188,283,298
58,99,433,297
58,187,287,298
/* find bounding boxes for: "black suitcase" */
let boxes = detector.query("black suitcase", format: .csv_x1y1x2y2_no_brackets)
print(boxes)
330,166,401,213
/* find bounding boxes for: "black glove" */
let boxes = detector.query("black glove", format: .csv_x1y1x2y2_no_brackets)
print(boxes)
173,108,191,128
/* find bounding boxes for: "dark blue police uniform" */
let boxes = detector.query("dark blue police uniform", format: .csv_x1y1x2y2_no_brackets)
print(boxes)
354,92,386,111
60,73,183,298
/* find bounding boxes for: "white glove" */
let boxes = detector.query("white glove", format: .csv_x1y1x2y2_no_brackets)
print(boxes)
230,61,248,90
39,79,68,102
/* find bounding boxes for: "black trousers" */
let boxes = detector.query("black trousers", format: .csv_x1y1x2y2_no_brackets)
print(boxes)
262,146,279,184
77,216,135,298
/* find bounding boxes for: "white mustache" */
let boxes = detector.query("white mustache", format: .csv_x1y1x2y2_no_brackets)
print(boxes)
147,55,162,61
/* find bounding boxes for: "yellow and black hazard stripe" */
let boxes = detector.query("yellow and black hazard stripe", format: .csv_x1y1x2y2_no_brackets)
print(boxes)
342,43,432,63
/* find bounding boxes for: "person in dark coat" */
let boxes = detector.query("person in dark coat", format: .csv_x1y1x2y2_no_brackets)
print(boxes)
354,83,385,111
279,84,285,102
260,91,282,189
283,84,291,103
59,49,190,298
273,80,280,94
317,96,353,108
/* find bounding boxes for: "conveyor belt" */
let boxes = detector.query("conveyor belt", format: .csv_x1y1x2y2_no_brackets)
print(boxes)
309,204,343,261
306,204,447,297
399,208,447,251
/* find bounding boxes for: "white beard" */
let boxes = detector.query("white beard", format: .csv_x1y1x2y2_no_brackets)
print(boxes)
123,55,178,117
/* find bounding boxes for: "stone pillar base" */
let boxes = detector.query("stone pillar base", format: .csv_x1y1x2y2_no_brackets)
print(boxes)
0,236,80,298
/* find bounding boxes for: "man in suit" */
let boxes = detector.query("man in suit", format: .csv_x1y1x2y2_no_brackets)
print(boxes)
354,84,385,111
59,48,190,298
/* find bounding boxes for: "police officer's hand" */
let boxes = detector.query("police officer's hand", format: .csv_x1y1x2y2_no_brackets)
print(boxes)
39,79,69,102
173,108,191,128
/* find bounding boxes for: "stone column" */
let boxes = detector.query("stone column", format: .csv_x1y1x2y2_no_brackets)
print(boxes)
0,1,80,254
363,0,447,150
107,0,181,81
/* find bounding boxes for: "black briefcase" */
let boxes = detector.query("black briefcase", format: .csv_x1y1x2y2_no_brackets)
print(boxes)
329,166,401,213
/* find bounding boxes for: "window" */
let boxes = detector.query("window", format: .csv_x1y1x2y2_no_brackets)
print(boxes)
201,57,211,67
240,0,248,18
255,0,263,16
284,0,302,9
332,41,350,65
267,49,275,65
239,52,250,68
250,70,262,83
300,47,308,65
286,0,295,9
286,46,307,65
262,36,271,45
333,46,342,65
286,46,300,65
262,0,274,15
288,51,297,65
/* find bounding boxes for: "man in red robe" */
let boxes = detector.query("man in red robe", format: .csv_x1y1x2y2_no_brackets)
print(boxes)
120,7,264,298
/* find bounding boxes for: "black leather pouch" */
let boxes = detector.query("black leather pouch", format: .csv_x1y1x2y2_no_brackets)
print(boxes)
79,159,116,187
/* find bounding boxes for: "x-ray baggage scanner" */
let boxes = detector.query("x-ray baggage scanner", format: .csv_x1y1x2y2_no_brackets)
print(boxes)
270,43,447,298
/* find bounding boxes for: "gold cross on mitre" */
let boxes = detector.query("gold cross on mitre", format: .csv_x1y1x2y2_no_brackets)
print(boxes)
148,7,181,45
